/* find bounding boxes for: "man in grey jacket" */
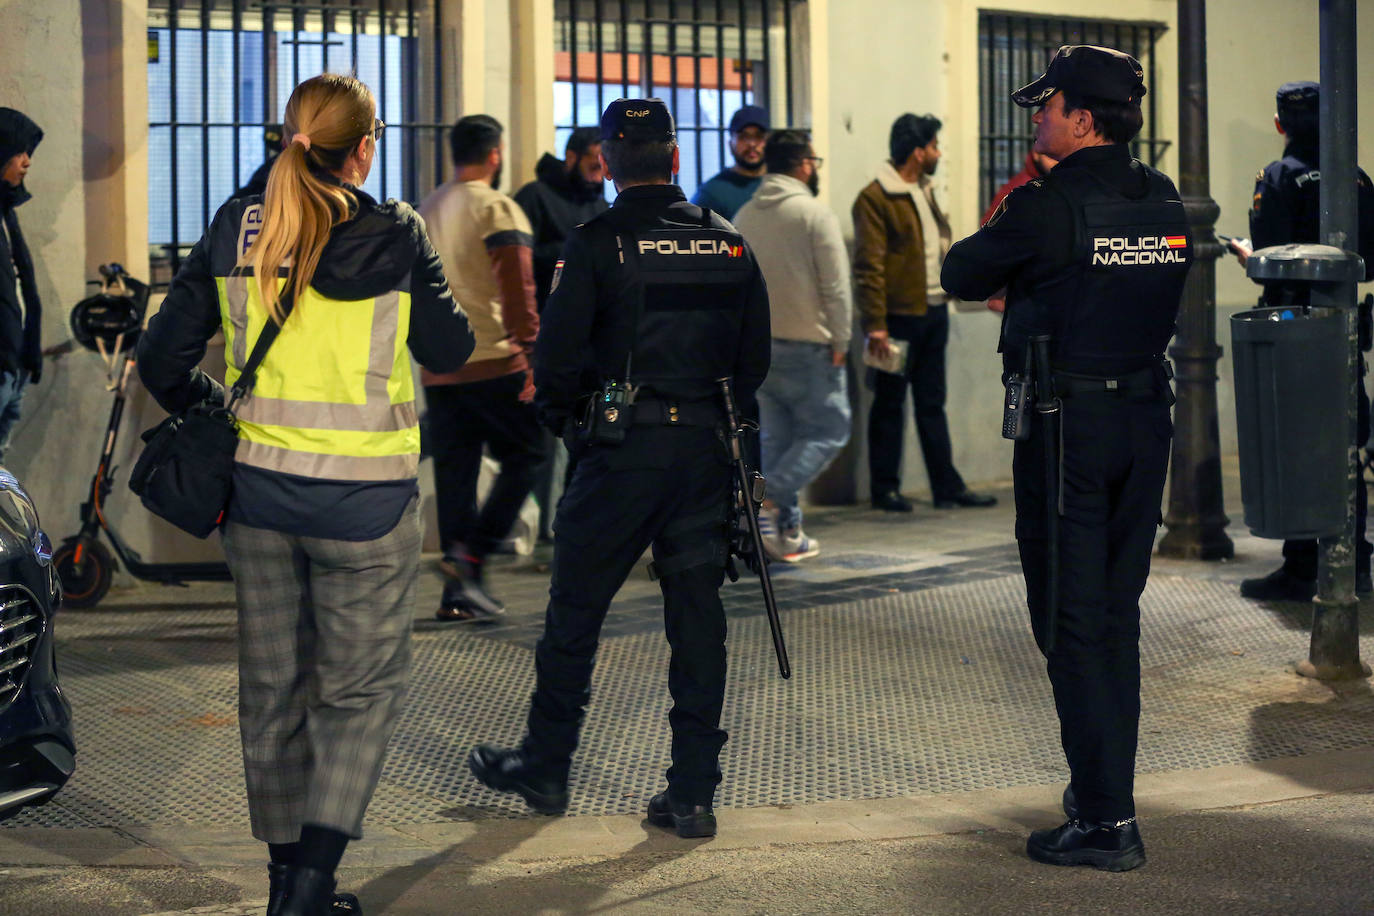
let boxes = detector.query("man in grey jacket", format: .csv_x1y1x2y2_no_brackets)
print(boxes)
733,130,851,561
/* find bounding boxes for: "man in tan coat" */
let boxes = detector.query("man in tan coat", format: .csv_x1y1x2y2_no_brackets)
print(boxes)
852,113,994,512
419,115,545,620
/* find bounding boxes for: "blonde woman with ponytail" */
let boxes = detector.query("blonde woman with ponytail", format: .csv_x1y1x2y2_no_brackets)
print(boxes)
137,74,474,916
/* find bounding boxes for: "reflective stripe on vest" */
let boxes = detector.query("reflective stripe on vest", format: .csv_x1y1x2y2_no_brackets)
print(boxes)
217,274,419,482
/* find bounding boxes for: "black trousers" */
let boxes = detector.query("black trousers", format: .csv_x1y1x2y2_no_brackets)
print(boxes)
1281,380,1372,579
522,424,732,806
868,307,966,500
1013,392,1173,824
424,373,548,558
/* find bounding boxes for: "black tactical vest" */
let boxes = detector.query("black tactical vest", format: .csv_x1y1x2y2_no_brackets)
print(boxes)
608,208,755,399
1038,162,1192,374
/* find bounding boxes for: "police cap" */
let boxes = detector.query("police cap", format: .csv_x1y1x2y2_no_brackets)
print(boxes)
1276,80,1319,118
600,98,676,143
1012,45,1147,109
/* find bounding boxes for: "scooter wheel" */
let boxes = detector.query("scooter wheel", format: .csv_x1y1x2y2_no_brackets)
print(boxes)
53,537,114,609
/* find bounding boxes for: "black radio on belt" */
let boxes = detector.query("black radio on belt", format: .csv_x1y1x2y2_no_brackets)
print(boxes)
1002,342,1033,441
581,378,636,445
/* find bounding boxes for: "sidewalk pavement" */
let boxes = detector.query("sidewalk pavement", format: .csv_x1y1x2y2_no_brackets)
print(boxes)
3,461,1373,914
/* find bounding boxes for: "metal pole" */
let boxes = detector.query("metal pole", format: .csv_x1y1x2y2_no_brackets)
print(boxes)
1158,0,1234,561
1303,0,1369,680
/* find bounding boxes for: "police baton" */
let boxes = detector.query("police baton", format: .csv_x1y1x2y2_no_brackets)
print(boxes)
1031,335,1061,653
718,377,791,679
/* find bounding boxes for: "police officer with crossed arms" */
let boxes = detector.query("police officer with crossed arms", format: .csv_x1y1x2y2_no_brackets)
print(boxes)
469,98,771,838
943,46,1192,871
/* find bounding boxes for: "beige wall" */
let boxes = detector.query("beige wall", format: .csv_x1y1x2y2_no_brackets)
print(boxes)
816,0,1373,494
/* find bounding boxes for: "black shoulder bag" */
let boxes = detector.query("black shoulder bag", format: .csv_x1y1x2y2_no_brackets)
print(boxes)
129,291,291,538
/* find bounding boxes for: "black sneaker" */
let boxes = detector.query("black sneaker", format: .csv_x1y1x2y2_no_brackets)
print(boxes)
871,491,914,513
1239,567,1316,602
646,791,717,838
468,744,568,814
438,552,506,619
933,489,998,509
1027,818,1146,872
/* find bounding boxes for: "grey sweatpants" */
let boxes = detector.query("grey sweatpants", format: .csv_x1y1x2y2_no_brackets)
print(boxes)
221,497,421,843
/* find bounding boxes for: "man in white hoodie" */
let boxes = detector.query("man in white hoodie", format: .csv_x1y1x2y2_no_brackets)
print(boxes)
733,130,852,561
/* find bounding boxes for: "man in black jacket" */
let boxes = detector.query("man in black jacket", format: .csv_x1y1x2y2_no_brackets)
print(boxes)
0,108,44,463
469,98,771,839
514,127,608,311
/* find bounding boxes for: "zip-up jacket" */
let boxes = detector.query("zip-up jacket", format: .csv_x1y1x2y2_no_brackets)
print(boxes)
137,178,476,539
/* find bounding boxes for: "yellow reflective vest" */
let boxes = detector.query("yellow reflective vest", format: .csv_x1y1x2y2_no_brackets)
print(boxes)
218,270,420,481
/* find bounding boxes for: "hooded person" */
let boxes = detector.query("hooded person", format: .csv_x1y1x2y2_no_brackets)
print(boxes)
513,127,609,310
0,108,45,462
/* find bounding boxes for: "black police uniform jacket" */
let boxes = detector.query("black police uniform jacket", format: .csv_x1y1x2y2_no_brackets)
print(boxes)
1250,142,1374,306
941,144,1191,376
534,183,770,436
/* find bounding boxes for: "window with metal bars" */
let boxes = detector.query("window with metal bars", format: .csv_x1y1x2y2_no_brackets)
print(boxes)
555,0,804,202
978,13,1170,215
147,0,446,270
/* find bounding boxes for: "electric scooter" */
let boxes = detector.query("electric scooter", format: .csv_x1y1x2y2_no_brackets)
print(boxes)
51,264,232,608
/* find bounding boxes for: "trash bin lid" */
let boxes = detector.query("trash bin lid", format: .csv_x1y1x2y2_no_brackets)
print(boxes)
1247,243,1365,282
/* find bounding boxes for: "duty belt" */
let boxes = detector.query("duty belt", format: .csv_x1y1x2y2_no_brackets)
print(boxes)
1051,361,1174,402
632,397,724,427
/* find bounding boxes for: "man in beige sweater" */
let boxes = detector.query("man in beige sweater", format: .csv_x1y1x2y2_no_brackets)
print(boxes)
419,115,545,621
734,130,851,560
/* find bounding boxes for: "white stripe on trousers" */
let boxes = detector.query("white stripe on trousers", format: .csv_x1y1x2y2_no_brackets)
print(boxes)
221,496,421,843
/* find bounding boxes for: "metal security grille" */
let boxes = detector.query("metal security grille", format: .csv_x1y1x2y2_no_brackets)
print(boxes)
978,13,1169,215
555,0,804,200
147,0,445,270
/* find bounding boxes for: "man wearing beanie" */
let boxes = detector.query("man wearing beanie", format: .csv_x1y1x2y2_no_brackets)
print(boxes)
0,108,44,463
1229,81,1374,602
853,113,995,512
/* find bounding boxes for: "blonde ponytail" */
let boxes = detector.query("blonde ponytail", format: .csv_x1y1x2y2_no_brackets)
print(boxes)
246,74,376,325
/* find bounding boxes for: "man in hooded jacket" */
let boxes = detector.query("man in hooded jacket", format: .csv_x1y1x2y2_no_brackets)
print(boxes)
0,108,44,463
514,127,608,311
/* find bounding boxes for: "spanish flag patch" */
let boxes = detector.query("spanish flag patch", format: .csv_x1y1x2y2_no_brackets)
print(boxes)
550,259,565,293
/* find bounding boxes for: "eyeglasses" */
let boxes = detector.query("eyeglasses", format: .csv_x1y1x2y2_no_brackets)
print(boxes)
370,119,385,142
805,156,824,169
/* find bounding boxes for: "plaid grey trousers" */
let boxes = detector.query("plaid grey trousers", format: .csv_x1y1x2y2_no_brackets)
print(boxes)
221,497,421,843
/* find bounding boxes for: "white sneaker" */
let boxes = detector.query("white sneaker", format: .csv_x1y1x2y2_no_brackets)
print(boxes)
756,507,788,561
779,528,820,562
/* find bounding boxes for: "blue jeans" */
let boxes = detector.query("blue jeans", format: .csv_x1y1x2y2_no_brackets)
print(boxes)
0,370,27,463
756,339,851,531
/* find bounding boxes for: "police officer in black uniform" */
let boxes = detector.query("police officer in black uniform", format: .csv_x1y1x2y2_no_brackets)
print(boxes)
468,99,771,838
1230,81,1374,602
943,46,1191,872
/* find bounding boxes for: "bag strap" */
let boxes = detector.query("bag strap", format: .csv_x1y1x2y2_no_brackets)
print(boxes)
226,284,295,411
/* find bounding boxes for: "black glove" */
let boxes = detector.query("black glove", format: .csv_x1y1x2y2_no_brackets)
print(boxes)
23,357,41,385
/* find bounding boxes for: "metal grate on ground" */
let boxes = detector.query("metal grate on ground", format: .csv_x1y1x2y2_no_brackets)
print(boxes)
6,569,1373,831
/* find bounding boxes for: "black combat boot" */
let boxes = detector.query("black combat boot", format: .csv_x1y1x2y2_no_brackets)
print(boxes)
1026,818,1146,872
275,865,363,915
647,791,717,838
267,864,362,915
468,744,568,814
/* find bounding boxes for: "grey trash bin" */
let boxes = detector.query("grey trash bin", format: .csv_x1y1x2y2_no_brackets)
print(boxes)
1231,306,1348,539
